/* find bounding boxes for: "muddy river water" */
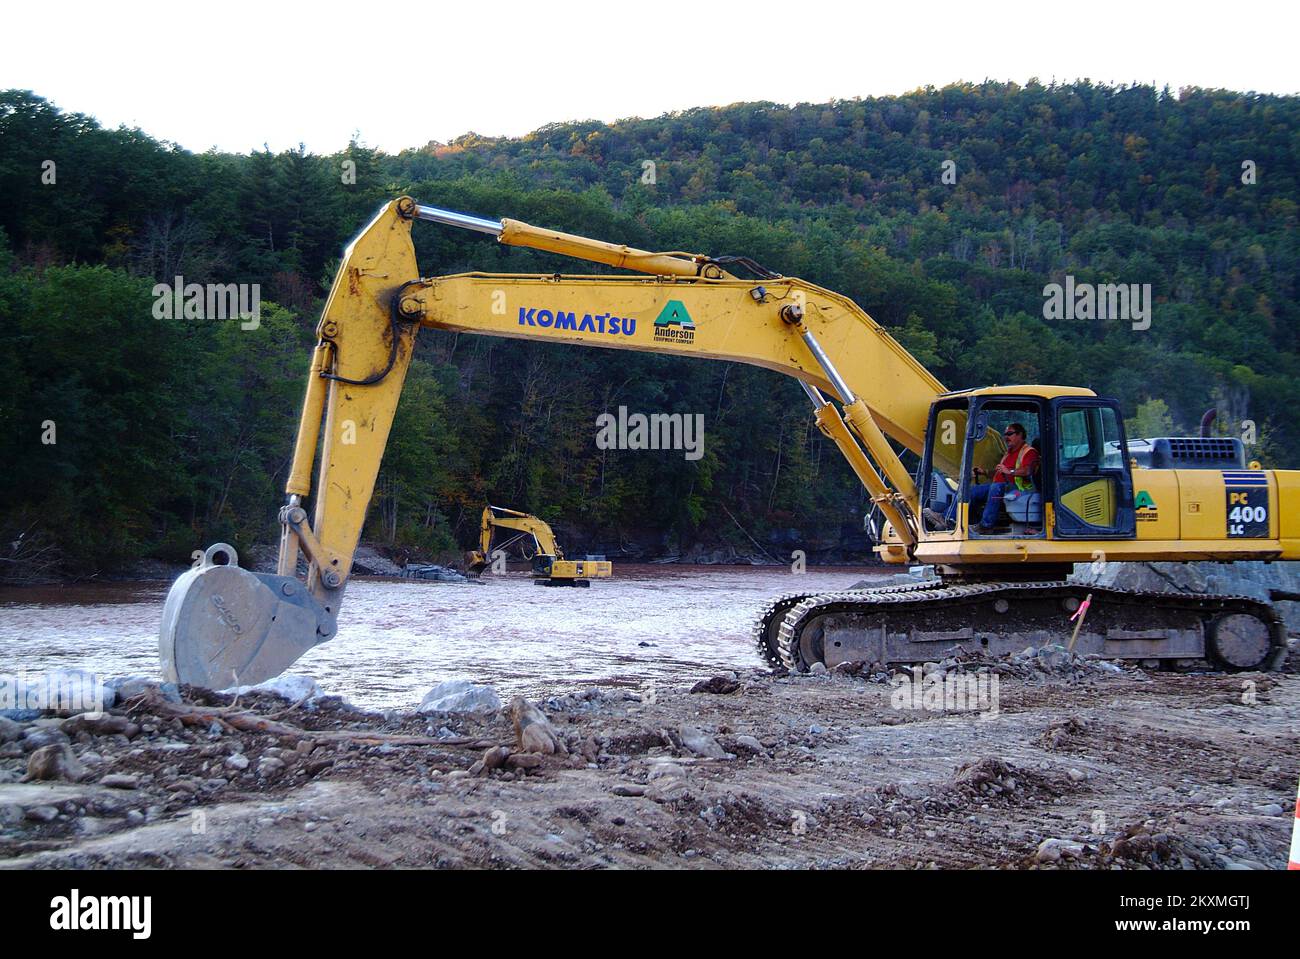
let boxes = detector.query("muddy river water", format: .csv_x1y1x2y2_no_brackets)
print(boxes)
0,564,880,709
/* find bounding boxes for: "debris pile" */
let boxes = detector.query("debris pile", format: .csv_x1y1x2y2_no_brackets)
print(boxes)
0,663,1293,870
807,644,1132,685
689,676,741,695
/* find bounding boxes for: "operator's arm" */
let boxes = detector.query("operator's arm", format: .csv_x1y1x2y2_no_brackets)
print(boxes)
984,448,1036,481
1005,448,1038,479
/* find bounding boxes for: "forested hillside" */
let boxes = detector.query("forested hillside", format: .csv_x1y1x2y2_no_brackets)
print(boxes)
1,81,1297,577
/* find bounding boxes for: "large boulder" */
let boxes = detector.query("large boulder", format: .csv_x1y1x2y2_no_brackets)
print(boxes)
417,680,501,715
0,716,22,743
512,697,563,754
222,674,324,703
678,724,730,759
23,744,89,783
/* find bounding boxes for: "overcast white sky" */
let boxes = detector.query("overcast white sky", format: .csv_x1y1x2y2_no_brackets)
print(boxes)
4,0,1296,154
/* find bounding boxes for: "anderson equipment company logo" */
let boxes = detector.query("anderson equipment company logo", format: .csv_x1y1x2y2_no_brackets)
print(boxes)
652,300,695,344
1135,489,1158,522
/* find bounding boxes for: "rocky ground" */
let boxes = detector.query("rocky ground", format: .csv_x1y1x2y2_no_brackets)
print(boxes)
1,648,1297,870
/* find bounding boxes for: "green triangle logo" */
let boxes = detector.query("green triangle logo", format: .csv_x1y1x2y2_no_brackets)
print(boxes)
654,300,693,328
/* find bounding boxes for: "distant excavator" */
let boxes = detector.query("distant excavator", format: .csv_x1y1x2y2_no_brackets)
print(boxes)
465,505,612,586
158,196,1297,690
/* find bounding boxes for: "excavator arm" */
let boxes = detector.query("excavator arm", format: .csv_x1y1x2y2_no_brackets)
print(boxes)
160,196,946,688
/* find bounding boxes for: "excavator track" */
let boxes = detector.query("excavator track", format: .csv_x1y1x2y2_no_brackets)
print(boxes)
751,578,944,667
752,593,815,668
773,581,1288,674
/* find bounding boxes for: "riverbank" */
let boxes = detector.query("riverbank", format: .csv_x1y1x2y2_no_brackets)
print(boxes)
0,538,882,587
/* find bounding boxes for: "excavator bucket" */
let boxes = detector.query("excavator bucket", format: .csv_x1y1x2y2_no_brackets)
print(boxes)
463,551,489,578
158,544,337,689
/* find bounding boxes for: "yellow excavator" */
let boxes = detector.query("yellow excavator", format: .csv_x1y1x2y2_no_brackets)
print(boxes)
465,505,612,586
159,196,1297,689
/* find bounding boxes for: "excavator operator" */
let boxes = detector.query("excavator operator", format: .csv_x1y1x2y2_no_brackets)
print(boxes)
968,422,1037,533
926,422,1038,532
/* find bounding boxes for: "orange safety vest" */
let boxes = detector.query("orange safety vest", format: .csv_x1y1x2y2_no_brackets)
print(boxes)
1011,445,1035,491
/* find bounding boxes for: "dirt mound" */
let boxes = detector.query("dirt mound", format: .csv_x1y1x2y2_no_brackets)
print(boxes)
690,676,741,695
1040,717,1089,751
948,757,1068,804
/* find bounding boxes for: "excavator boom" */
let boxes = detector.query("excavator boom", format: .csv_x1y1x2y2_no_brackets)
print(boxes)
471,506,563,564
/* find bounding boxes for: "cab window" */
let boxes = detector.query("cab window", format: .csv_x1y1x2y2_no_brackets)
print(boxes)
1058,406,1123,473
921,406,966,525
973,407,1042,482
1053,402,1135,537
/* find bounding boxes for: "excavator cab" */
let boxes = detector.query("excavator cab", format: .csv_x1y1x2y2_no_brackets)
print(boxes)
918,388,1137,541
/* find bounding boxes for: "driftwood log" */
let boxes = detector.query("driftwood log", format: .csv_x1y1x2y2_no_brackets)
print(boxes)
120,689,499,749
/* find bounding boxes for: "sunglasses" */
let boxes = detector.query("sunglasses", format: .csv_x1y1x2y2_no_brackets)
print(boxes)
1003,431,1021,437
